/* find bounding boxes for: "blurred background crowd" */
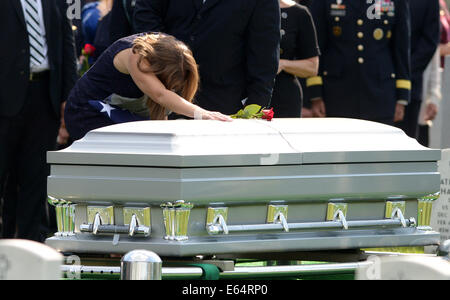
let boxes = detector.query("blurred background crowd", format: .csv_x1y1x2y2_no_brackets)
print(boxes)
0,0,449,242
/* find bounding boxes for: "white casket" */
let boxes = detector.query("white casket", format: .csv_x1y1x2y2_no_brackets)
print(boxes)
45,118,441,257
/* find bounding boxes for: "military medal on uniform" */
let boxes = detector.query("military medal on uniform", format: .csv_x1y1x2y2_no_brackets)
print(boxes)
331,0,345,37
387,0,395,17
379,0,395,17
330,0,346,17
333,26,343,37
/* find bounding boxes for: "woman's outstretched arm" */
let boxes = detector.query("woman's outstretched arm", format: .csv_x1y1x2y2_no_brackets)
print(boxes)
127,50,231,121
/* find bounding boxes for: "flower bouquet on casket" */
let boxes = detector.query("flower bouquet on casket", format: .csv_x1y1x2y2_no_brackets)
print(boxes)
230,104,274,121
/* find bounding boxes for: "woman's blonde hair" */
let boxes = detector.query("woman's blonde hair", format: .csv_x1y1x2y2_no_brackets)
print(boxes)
132,33,200,120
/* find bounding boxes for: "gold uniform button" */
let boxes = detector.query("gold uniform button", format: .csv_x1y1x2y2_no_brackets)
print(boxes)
357,19,364,26
357,32,364,39
358,57,364,64
384,20,389,25
391,73,396,79
386,30,392,39
335,17,340,22
358,45,364,51
373,28,384,40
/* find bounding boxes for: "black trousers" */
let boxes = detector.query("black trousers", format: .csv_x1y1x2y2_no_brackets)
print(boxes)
396,99,422,139
418,124,430,147
0,73,59,242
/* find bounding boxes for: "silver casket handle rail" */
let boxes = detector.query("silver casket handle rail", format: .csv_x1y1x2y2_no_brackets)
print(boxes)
206,209,416,235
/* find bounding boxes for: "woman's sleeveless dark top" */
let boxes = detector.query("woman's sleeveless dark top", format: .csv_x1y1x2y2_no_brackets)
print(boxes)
68,34,144,106
65,34,146,140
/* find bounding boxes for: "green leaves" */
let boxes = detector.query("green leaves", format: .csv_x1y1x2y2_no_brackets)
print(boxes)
230,104,264,119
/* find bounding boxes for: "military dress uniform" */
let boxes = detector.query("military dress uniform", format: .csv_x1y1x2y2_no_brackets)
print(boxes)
308,0,411,124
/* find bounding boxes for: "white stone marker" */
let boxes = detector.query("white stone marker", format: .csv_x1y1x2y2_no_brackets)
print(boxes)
430,149,450,242
430,56,450,149
0,239,63,280
356,256,450,280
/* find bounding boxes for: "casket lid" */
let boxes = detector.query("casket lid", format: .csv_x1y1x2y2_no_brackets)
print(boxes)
47,118,441,167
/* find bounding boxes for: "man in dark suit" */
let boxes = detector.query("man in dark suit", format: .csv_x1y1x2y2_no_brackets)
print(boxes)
133,0,281,115
109,0,137,44
395,0,440,139
0,0,77,241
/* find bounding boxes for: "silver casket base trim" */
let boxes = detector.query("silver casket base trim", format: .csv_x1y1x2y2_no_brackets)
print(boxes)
46,228,440,257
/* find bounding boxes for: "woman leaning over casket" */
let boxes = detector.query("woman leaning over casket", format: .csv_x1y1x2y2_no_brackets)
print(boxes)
64,33,231,141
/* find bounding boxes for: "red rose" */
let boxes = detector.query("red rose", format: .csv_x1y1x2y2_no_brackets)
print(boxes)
261,108,274,121
84,44,96,56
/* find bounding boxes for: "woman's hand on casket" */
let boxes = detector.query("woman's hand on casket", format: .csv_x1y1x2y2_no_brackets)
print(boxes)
194,108,233,121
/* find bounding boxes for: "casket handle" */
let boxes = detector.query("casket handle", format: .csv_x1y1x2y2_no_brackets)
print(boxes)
391,207,407,228
215,214,229,235
274,211,289,232
80,212,151,237
129,214,138,237
92,212,101,235
333,209,348,230
207,214,229,235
